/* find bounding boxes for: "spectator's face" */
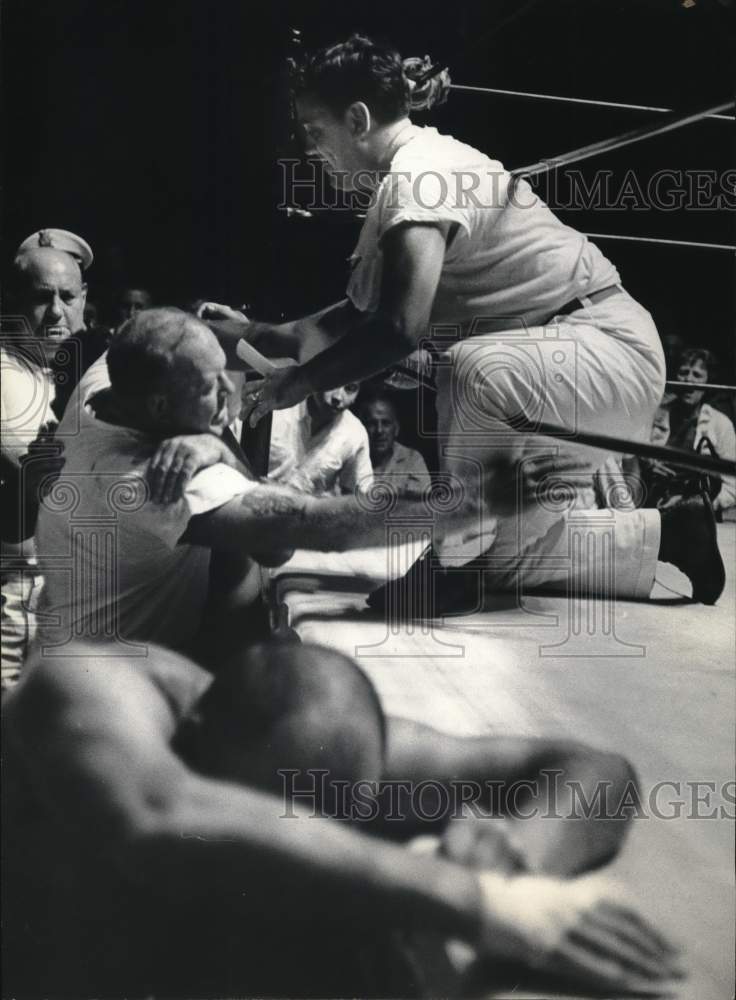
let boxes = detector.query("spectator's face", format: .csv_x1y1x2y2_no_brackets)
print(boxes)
312,383,360,418
84,301,99,329
17,249,87,360
116,288,152,325
677,357,708,408
165,334,235,435
362,401,398,459
651,408,670,445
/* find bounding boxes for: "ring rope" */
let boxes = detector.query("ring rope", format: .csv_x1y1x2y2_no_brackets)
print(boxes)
582,232,735,252
517,421,736,478
509,101,734,180
666,381,736,393
450,84,735,121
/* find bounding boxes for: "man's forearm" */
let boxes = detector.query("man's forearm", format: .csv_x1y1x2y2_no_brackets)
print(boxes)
298,311,418,395
196,484,477,553
132,774,483,941
206,300,357,366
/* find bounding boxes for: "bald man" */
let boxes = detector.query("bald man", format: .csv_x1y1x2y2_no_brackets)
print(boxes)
1,246,87,687
36,307,524,666
360,392,430,498
3,640,682,998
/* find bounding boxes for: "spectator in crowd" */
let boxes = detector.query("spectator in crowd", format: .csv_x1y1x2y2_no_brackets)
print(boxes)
666,348,735,514
622,365,735,514
268,383,373,495
1,230,92,688
3,639,682,998
359,392,430,499
112,285,153,329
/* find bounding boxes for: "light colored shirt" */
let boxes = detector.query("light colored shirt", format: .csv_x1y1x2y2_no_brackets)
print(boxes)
0,346,57,461
347,126,620,336
35,367,257,651
695,404,736,509
1,346,59,563
268,401,373,496
373,441,430,497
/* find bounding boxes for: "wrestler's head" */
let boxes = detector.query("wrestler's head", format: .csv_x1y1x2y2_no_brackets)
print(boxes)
675,348,716,409
359,394,400,463
293,35,411,189
107,307,235,436
181,642,386,818
9,247,87,364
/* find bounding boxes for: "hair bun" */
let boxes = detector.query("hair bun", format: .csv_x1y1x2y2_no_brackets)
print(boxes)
402,55,451,111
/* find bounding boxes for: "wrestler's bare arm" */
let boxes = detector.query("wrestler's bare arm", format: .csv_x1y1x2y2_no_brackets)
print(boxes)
384,717,636,875
3,654,481,939
4,653,681,992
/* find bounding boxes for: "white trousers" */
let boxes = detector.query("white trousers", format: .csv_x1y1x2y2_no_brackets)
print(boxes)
435,289,666,599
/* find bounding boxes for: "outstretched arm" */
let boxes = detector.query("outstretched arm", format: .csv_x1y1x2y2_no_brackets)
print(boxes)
384,717,637,876
4,653,480,936
245,222,448,425
199,298,361,366
4,651,681,994
183,478,485,553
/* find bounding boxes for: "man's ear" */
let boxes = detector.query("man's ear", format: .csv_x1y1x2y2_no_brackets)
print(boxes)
346,101,371,137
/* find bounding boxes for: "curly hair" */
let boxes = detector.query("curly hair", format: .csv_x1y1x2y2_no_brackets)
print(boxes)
291,34,412,122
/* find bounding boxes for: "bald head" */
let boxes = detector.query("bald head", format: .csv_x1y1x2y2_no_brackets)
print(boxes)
360,394,399,462
11,247,86,357
106,308,234,435
184,642,386,814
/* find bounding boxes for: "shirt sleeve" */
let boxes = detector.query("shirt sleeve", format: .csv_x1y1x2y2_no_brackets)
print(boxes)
184,463,258,517
378,168,472,243
124,463,258,551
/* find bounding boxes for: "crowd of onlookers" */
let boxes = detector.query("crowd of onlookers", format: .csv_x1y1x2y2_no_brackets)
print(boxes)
0,226,726,999
2,228,734,690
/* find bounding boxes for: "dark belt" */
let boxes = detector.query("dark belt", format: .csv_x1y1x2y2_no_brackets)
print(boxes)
553,284,623,320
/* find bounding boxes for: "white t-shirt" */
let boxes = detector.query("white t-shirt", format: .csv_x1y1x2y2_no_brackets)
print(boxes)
1,346,59,562
35,384,257,652
268,401,373,496
347,126,620,336
0,347,57,461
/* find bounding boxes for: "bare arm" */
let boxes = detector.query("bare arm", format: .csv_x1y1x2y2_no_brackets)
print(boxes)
384,717,637,875
4,654,481,938
245,223,448,425
183,479,483,553
200,299,361,366
4,654,681,992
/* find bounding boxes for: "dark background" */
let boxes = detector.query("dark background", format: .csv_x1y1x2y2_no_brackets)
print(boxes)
2,0,734,369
